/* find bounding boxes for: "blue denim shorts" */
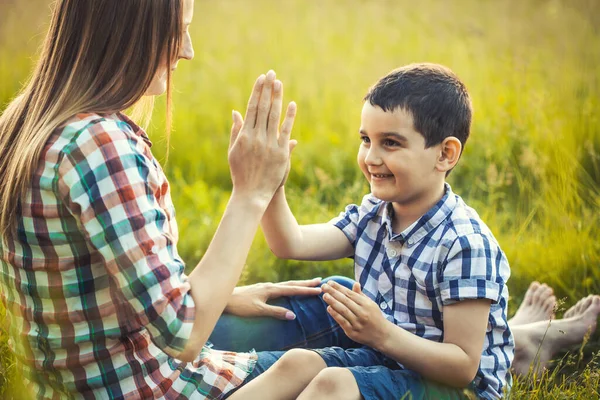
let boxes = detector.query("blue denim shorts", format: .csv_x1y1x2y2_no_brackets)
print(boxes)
314,346,474,400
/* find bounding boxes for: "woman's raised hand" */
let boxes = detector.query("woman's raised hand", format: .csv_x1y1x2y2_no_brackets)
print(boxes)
228,70,297,207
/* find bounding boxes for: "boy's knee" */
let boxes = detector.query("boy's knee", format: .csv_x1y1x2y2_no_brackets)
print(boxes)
309,367,355,395
272,348,323,377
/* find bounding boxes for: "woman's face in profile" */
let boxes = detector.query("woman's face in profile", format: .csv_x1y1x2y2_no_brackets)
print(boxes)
146,0,195,96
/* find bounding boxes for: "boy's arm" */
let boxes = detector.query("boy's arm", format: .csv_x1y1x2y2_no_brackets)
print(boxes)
261,187,353,260
378,299,490,387
322,281,490,388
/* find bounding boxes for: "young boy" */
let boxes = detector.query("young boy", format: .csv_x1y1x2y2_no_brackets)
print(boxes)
229,63,514,400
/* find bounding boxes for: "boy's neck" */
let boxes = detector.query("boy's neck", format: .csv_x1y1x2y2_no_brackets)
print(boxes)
390,182,446,234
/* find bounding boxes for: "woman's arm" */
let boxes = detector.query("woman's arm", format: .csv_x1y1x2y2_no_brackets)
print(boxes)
261,187,353,261
59,71,299,363
179,71,300,361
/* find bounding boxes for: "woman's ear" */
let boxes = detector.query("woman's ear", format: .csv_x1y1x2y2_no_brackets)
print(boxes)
436,137,462,173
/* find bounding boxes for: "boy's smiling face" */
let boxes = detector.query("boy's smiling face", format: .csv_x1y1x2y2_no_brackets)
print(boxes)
357,103,444,208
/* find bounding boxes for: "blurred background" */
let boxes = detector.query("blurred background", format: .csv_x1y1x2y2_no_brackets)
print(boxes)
1,0,599,397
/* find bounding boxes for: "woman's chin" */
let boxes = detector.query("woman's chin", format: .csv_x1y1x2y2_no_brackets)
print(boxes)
144,82,167,96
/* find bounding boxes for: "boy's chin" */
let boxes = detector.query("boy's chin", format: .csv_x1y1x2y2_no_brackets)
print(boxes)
370,188,397,202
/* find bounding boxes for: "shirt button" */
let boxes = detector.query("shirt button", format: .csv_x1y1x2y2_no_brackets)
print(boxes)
380,301,388,310
151,245,159,254
388,249,397,257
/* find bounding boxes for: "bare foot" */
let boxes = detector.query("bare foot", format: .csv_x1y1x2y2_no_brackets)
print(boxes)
563,295,596,319
509,282,557,326
512,295,600,377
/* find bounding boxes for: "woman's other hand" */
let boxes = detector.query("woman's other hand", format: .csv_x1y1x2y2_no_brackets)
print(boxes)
224,278,322,320
228,70,297,207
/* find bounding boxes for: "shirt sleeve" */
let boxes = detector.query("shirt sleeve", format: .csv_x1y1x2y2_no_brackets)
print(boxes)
56,118,195,359
439,233,508,306
329,204,360,249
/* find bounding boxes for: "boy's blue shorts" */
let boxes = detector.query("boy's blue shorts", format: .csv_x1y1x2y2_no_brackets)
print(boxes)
314,346,475,400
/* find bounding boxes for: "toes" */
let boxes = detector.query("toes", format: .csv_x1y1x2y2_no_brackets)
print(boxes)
565,295,597,318
543,295,557,316
564,306,574,318
581,295,594,311
524,281,541,304
532,283,553,305
564,298,581,318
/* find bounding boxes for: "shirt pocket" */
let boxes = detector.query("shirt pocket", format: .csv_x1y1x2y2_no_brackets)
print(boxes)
409,266,442,327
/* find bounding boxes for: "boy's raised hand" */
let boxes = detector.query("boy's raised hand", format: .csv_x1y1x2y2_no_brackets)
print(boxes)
322,280,393,349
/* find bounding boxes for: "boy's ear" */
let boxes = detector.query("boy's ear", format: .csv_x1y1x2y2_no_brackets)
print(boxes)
436,137,462,173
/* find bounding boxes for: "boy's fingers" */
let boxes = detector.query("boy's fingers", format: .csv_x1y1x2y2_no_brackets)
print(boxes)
229,110,243,150
267,79,283,144
325,281,367,306
323,292,358,323
288,139,298,154
244,74,266,128
278,102,297,147
261,305,297,321
327,306,353,331
256,70,276,133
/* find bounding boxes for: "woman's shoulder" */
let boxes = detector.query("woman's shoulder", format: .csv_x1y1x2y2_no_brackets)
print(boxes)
52,112,151,159
58,112,138,143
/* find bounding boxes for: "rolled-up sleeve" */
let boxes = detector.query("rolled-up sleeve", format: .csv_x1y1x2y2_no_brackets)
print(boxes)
56,118,195,358
439,233,506,306
329,203,360,249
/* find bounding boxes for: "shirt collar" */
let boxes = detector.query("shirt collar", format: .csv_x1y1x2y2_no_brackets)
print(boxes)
381,182,457,247
116,112,153,147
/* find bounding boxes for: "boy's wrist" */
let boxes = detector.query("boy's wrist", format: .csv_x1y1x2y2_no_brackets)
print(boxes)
372,319,398,354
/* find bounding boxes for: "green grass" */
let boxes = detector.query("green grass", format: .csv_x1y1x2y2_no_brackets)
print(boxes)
1,0,599,398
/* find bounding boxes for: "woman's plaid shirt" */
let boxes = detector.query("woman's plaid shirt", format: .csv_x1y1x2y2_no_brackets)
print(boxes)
0,113,256,399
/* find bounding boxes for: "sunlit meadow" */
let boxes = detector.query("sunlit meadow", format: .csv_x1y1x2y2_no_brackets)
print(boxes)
1,0,599,398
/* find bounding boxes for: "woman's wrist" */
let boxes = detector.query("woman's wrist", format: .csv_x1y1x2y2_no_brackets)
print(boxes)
229,189,273,214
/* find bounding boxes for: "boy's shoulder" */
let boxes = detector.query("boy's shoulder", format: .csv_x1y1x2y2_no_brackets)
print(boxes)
446,192,498,241
344,193,387,219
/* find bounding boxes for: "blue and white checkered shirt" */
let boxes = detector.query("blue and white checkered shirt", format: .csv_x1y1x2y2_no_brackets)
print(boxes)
331,183,514,400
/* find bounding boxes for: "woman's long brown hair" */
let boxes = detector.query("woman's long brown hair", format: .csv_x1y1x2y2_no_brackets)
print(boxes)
0,0,182,239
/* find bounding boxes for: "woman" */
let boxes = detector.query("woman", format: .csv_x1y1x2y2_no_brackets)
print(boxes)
0,0,342,398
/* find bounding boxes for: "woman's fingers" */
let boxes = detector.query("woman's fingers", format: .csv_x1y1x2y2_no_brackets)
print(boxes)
260,304,297,321
269,285,322,298
267,79,283,144
255,70,276,132
279,277,322,287
244,74,266,128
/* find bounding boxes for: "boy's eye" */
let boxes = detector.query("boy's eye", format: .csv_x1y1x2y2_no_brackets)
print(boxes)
383,139,399,147
360,136,370,144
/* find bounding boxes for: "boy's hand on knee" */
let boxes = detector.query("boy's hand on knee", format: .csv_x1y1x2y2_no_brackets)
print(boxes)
322,281,393,349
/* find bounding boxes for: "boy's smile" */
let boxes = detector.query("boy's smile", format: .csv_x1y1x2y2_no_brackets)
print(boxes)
358,103,446,228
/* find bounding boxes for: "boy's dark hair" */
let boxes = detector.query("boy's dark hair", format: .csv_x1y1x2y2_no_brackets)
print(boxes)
364,63,472,153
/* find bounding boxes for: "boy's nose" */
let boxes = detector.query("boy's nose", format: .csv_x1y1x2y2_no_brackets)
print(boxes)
364,148,383,165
